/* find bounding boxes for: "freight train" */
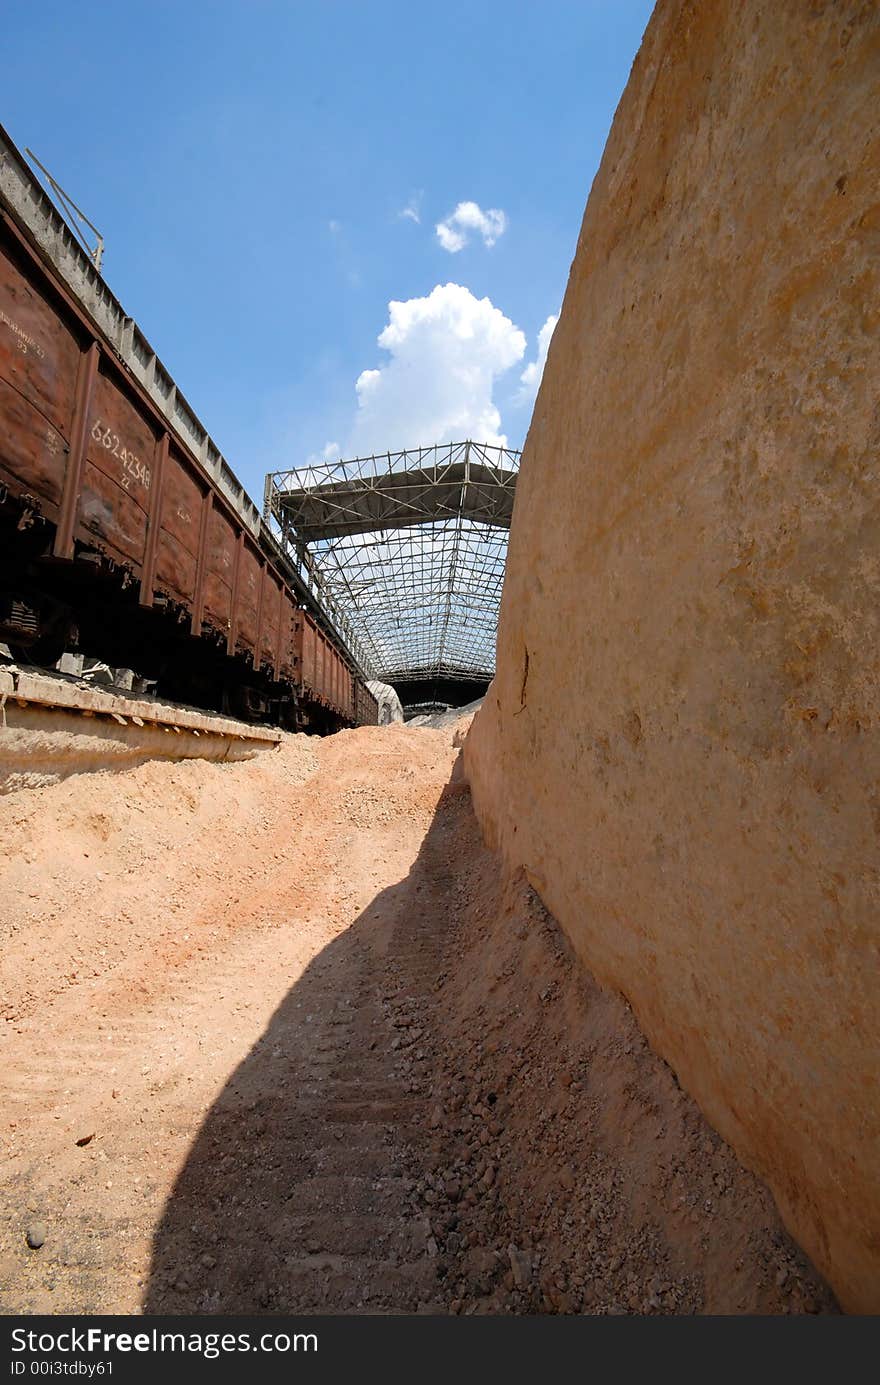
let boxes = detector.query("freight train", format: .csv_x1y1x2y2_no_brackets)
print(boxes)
0,126,377,732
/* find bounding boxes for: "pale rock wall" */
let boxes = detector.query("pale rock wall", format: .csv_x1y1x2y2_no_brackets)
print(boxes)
465,0,880,1312
367,680,405,725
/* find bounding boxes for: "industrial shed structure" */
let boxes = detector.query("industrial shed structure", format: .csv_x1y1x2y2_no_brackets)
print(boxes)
265,440,519,694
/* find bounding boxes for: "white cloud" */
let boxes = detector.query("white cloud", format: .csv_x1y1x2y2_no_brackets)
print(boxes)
435,201,507,254
328,219,341,234
517,313,558,404
398,193,422,225
349,283,525,453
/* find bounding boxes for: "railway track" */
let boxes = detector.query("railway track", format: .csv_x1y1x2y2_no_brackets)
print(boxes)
0,660,280,792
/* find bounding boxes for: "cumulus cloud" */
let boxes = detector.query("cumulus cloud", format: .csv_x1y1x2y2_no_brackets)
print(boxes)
435,201,507,254
517,313,559,404
349,283,525,453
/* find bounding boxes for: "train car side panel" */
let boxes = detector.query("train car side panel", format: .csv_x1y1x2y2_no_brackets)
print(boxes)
340,655,351,720
317,629,328,705
0,233,81,510
153,446,201,604
292,611,304,685
203,504,236,635
328,639,337,709
343,658,354,722
234,541,261,656
301,612,316,692
355,680,379,726
310,622,321,698
294,612,305,689
325,636,335,708
342,666,354,723
259,570,282,673
313,623,323,699
335,648,348,720
278,589,297,681
349,669,357,722
332,641,342,713
79,363,155,566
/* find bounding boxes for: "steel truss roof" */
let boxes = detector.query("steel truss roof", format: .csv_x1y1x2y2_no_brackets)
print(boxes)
264,440,519,682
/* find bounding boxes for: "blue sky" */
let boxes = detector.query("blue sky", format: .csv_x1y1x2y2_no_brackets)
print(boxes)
5,0,653,503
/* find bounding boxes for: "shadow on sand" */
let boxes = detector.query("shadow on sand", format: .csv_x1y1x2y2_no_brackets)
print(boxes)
144,766,466,1315
144,751,840,1318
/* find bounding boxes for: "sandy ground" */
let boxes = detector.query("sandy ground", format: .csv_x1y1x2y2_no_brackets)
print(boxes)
0,720,835,1314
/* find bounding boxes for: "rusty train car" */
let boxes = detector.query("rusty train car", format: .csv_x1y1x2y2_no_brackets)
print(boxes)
0,126,377,732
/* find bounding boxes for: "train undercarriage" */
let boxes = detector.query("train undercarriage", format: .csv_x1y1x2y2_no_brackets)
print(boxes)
0,492,344,733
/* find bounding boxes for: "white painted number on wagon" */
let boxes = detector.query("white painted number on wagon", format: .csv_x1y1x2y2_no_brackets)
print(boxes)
90,419,151,492
0,309,45,358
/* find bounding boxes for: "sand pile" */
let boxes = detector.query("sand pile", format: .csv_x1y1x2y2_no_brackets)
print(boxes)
0,720,834,1313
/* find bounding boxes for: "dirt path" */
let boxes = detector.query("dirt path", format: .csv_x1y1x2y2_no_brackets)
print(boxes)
0,723,835,1314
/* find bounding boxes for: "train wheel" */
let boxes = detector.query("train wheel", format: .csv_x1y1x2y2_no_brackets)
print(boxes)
8,634,65,669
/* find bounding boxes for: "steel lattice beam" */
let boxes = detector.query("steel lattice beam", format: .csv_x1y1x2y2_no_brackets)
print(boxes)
264,440,519,683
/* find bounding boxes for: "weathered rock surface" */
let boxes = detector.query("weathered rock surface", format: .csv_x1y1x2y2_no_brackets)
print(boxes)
367,680,405,725
465,0,880,1313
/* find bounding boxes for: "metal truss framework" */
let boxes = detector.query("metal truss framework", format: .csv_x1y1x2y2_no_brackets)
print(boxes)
264,440,520,683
